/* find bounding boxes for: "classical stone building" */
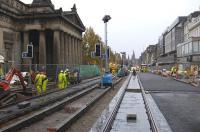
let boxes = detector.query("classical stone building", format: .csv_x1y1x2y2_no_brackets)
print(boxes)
0,0,85,69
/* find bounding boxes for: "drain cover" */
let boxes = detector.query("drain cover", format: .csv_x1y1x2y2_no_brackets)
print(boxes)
127,114,137,122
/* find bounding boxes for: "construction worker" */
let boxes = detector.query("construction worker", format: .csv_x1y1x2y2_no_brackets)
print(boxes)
0,64,4,79
35,72,43,95
42,72,48,93
63,70,67,88
58,70,65,89
64,69,69,88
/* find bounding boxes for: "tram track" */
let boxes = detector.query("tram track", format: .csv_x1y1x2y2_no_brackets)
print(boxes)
0,77,101,126
0,77,122,132
1,76,101,109
138,77,159,132
91,74,159,132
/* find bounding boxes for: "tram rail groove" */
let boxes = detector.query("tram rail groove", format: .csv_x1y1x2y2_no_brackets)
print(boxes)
0,76,101,109
1,78,121,132
0,79,100,125
138,76,159,132
101,77,131,132
90,74,132,132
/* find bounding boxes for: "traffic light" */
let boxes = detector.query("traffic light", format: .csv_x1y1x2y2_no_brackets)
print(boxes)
22,44,33,58
95,44,101,57
106,48,110,59
27,45,33,58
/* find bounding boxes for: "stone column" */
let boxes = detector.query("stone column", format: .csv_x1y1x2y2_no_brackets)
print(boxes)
39,31,46,64
22,31,31,65
0,29,4,56
76,38,79,65
73,37,76,65
64,33,69,65
77,39,81,65
71,36,74,65
74,37,77,65
14,32,22,65
79,39,83,64
60,32,65,64
53,31,60,64
68,35,71,65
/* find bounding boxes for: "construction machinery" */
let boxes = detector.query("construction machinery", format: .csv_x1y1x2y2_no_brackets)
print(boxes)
100,71,113,88
109,63,117,75
0,68,29,105
140,64,148,72
117,65,129,77
68,69,81,84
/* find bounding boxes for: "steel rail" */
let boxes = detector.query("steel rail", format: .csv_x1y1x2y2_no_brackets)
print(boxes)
0,85,98,132
91,74,132,132
0,79,100,125
0,76,101,109
1,78,121,132
47,78,122,132
138,76,159,132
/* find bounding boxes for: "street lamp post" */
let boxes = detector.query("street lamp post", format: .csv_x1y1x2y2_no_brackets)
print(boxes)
103,15,111,72
120,52,126,66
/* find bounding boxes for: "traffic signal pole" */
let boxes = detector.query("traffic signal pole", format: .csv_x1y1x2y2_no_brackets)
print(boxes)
105,22,108,72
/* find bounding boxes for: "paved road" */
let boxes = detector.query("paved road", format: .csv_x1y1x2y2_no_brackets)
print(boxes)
139,73,200,132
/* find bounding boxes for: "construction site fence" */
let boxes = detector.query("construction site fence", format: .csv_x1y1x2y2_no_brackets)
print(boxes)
0,63,100,82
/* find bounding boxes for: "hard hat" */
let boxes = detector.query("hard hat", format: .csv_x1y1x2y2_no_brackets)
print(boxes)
60,70,63,73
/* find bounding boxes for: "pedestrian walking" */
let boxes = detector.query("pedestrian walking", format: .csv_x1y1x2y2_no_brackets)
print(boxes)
133,69,136,76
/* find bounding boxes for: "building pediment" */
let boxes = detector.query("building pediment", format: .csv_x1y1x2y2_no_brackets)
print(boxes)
63,12,85,31
63,4,85,31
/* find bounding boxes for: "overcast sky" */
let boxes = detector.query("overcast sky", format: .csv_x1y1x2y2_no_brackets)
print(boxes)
23,0,200,58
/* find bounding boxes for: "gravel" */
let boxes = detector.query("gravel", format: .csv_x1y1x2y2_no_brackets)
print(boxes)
66,77,127,132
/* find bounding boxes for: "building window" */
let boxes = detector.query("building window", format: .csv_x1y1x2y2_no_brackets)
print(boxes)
189,42,192,53
177,46,182,57
193,41,199,52
185,44,188,55
182,45,185,55
199,40,200,52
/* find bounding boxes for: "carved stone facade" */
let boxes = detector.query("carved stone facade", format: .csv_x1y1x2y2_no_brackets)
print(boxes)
0,0,85,67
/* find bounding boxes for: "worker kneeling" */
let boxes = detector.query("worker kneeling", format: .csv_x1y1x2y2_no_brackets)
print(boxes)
58,70,65,89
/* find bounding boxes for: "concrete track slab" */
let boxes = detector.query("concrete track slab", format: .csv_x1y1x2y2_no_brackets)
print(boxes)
111,93,151,132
